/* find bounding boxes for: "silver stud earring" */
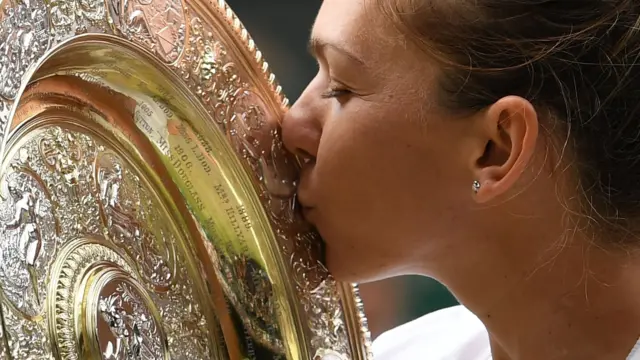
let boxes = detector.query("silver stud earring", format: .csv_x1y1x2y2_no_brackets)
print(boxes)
472,180,481,194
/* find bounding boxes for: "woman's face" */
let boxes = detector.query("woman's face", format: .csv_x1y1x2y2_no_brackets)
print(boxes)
281,0,546,283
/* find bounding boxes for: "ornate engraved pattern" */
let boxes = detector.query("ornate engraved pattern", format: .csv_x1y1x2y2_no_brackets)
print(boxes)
0,0,50,99
2,301,52,358
48,0,107,40
153,276,210,359
177,11,357,358
98,280,164,359
51,242,136,359
0,0,185,138
211,248,282,352
0,99,8,148
35,127,101,237
203,4,372,356
0,166,59,317
0,305,8,359
1,126,210,358
107,0,186,63
95,151,175,290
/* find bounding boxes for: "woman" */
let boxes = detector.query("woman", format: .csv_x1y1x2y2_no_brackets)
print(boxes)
281,0,640,359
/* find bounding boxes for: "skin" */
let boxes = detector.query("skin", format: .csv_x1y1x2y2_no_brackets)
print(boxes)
281,0,640,359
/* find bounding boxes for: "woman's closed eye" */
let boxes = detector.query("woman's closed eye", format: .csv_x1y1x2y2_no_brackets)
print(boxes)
321,87,352,99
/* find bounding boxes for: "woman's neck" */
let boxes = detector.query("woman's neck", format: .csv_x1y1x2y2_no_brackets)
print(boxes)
456,239,640,360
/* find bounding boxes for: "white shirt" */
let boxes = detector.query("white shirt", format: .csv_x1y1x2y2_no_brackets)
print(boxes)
371,305,640,360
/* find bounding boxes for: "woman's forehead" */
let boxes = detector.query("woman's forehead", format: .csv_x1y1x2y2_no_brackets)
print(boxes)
312,0,368,47
311,0,411,66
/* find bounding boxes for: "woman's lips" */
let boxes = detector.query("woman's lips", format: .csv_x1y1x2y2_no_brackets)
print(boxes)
296,162,317,222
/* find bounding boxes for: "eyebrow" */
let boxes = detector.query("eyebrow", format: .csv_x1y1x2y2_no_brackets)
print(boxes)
307,36,366,66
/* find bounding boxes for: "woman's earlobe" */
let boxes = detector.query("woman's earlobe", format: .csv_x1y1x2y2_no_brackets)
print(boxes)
472,180,481,194
471,168,505,203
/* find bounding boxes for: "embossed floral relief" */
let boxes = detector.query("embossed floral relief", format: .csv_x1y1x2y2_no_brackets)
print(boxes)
0,126,212,358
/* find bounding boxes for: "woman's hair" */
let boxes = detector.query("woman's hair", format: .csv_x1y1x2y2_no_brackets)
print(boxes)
377,0,640,241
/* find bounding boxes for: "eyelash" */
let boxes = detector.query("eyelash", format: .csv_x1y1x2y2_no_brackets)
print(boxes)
321,88,352,99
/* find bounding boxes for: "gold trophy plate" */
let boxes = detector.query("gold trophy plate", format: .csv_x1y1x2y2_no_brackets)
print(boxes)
0,0,372,358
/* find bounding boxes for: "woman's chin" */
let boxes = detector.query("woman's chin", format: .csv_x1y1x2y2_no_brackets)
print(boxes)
323,250,354,282
324,249,381,284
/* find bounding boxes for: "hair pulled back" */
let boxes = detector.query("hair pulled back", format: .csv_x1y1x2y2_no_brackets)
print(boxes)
377,0,640,240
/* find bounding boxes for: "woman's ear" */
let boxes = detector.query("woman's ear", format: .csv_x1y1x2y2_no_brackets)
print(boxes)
471,96,539,203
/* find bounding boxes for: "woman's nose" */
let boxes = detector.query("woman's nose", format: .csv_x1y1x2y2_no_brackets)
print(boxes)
281,96,322,160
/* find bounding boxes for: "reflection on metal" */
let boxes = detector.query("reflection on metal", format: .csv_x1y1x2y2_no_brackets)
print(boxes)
0,0,372,359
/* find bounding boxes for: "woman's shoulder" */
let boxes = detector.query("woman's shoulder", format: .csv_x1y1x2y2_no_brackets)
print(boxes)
371,305,492,360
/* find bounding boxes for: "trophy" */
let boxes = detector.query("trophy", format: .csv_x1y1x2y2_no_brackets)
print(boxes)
0,0,373,358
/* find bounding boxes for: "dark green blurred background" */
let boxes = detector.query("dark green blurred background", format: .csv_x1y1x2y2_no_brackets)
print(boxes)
227,0,458,338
